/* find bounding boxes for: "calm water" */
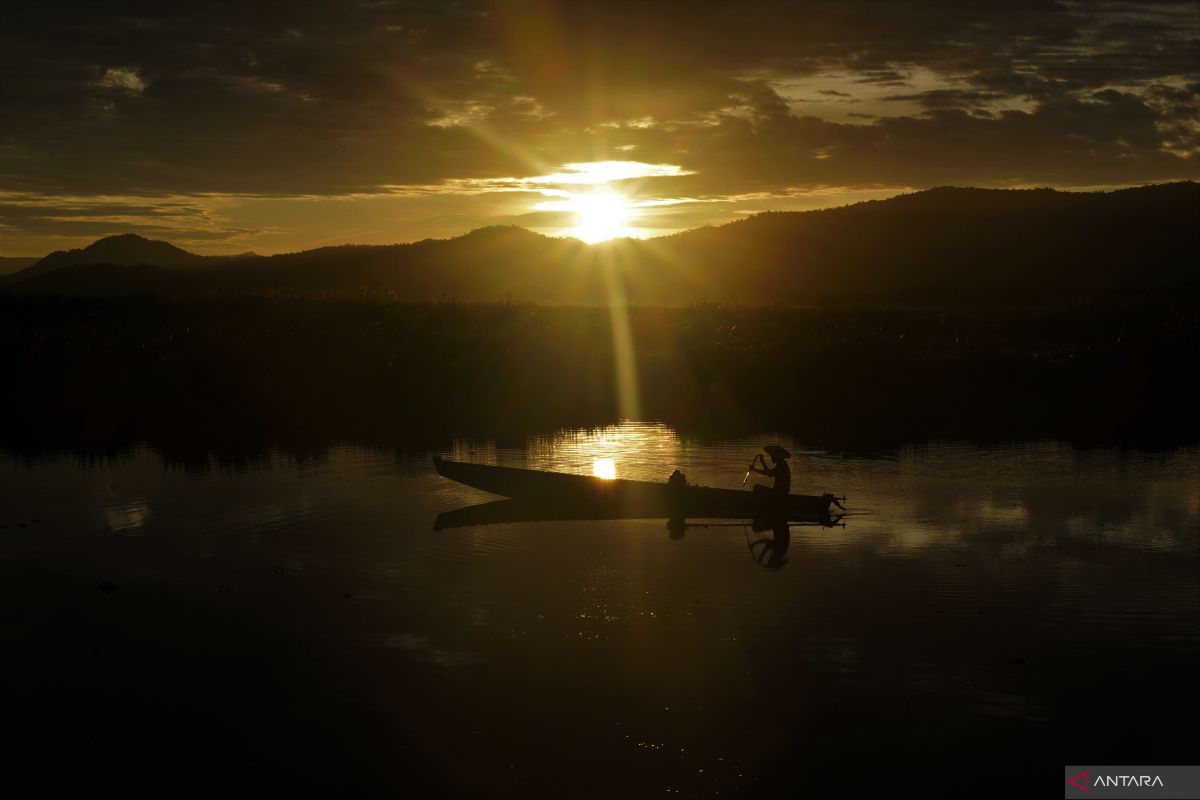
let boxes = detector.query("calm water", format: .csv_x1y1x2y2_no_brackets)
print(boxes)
2,423,1197,797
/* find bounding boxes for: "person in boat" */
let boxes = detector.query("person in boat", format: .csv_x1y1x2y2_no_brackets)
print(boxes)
750,445,791,495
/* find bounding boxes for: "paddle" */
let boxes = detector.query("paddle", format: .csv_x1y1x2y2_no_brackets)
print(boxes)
741,454,761,486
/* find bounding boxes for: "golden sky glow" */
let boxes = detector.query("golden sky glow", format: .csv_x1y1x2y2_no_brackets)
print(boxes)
1,2,1197,256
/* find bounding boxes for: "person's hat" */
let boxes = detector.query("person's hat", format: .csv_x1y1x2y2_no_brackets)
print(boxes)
763,445,791,460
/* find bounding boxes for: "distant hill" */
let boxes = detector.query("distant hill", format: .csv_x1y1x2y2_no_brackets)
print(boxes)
18,233,253,277
5,183,1197,305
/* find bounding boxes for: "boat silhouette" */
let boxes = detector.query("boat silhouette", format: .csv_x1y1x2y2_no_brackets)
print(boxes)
433,497,843,531
432,455,846,530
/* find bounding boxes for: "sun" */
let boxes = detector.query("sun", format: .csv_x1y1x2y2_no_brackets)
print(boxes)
572,191,634,243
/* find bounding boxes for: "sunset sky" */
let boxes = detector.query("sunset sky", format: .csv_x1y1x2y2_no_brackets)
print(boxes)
2,1,1197,255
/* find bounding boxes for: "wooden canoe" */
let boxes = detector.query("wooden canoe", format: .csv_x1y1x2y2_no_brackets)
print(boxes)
432,455,841,521
433,497,842,531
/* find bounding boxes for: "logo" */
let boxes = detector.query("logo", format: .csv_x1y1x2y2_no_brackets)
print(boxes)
1068,771,1091,793
1064,765,1195,799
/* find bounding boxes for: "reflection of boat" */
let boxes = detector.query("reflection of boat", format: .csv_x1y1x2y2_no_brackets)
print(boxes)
432,455,843,522
433,497,842,531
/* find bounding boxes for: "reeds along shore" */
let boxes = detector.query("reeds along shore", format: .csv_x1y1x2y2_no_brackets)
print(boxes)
1,295,1196,461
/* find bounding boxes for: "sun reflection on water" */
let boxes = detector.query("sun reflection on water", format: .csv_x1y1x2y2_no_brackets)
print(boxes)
526,422,685,483
592,457,616,480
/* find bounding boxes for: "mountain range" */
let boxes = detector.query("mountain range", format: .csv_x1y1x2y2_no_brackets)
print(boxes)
4,183,1197,305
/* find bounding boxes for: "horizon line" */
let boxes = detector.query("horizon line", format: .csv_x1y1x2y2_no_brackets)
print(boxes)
4,179,1195,261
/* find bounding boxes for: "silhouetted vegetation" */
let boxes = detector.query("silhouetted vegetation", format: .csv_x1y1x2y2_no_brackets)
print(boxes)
1,295,1195,461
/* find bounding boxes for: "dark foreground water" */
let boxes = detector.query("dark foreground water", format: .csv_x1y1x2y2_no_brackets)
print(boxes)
2,423,1197,797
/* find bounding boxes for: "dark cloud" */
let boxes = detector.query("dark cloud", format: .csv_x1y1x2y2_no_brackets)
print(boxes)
0,0,1196,250
883,89,1009,109
619,87,1192,196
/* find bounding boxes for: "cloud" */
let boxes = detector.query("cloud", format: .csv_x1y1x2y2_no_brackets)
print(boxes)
0,0,1196,252
97,67,147,93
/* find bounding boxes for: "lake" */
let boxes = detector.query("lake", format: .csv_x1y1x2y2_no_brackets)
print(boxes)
2,422,1197,797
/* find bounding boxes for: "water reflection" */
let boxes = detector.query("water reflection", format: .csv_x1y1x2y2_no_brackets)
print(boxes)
749,519,791,569
456,421,684,481
592,457,616,479
1,427,1196,797
433,495,841,540
103,496,151,533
